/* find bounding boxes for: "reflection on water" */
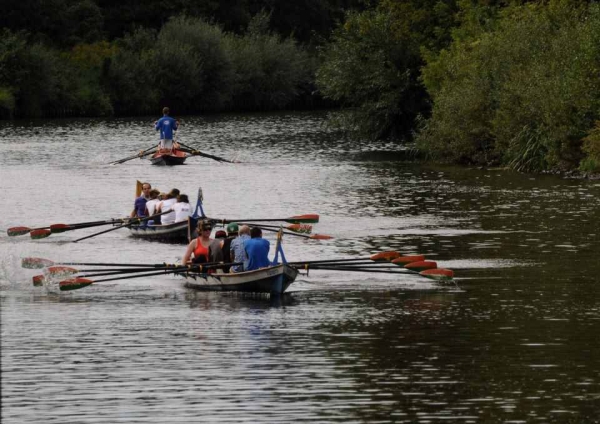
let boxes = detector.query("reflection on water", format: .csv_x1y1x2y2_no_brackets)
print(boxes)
2,111,600,422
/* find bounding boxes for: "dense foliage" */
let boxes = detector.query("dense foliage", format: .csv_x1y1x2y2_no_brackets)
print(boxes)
418,1,600,172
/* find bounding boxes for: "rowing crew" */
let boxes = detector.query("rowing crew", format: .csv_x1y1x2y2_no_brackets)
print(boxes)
131,182,192,225
183,220,270,274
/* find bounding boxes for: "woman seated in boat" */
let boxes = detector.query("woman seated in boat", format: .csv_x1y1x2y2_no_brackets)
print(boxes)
183,219,213,265
172,194,192,223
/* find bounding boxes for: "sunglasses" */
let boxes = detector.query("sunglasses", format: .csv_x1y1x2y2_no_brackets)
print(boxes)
202,227,212,231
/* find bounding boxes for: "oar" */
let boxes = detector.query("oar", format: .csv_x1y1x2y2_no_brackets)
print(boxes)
30,219,128,239
58,262,241,291
254,225,333,240
9,218,127,238
288,252,403,267
108,145,158,165
177,142,239,164
72,210,170,243
235,222,312,234
59,268,189,291
216,214,320,224
21,257,179,269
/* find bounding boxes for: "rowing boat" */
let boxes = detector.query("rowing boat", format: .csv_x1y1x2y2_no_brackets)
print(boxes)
184,264,299,294
128,218,198,244
128,187,205,243
149,149,188,166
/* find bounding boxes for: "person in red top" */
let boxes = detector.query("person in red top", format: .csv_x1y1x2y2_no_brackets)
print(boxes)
183,220,213,265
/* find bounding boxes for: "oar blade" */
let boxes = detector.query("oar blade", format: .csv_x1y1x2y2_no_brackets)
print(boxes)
391,255,426,266
286,224,312,234
32,275,45,286
59,278,93,291
7,226,32,236
47,266,79,276
50,224,71,233
22,257,55,269
370,251,401,262
420,268,454,281
285,214,320,224
404,261,437,272
30,229,51,239
309,234,334,240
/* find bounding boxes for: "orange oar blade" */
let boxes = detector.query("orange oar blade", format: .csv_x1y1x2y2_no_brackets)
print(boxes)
405,261,437,272
370,251,401,262
391,255,426,266
47,266,78,275
50,224,71,233
7,226,32,236
22,257,55,269
286,224,312,234
59,278,93,291
32,275,45,286
309,234,333,240
30,229,51,239
420,268,454,281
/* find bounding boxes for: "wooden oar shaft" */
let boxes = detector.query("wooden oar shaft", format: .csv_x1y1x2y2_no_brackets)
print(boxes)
289,257,379,265
72,210,169,242
71,261,241,276
109,145,157,164
297,266,409,274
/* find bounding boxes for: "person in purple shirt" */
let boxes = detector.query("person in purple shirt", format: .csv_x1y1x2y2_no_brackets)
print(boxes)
131,182,152,218
244,227,271,271
154,107,179,151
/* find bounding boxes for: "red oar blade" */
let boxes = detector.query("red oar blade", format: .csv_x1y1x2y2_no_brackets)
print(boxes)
286,224,312,234
32,275,45,286
59,278,93,291
47,266,78,276
309,234,333,240
50,224,71,233
22,257,55,269
370,251,401,262
420,268,454,281
7,226,32,236
286,214,319,224
405,261,437,272
30,229,51,239
391,255,426,266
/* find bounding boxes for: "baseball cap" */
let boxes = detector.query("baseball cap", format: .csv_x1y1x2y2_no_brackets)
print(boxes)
226,223,239,233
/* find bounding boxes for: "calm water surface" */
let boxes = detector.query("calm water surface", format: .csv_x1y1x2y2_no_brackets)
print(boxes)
1,111,600,423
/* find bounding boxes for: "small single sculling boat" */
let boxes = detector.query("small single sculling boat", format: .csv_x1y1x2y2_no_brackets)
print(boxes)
184,263,299,295
149,149,188,166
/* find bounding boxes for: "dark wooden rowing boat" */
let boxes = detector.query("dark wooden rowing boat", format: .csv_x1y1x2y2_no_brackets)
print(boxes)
149,149,188,166
183,264,299,294
128,218,198,243
128,187,205,243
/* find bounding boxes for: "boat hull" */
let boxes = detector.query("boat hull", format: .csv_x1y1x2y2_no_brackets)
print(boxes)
129,218,197,244
184,264,299,294
150,150,187,166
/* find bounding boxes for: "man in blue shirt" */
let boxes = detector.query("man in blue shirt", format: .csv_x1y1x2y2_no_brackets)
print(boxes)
154,107,179,151
244,227,270,271
131,182,151,218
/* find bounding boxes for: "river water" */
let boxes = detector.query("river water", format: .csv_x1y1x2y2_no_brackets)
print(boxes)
1,111,599,423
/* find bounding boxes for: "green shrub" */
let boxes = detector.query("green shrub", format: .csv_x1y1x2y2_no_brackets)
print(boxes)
225,12,312,110
418,1,600,171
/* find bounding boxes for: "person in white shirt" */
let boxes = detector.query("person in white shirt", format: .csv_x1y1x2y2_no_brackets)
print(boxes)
156,189,179,225
144,189,161,219
172,194,192,223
